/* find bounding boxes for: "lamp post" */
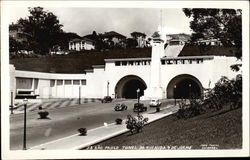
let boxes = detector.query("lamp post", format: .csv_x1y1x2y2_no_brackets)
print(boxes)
174,85,177,106
188,84,192,99
107,81,109,96
136,88,140,104
136,88,140,117
23,98,28,150
79,86,81,104
10,91,14,114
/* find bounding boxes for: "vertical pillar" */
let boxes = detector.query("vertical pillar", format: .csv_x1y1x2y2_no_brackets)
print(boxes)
63,80,65,98
144,32,164,99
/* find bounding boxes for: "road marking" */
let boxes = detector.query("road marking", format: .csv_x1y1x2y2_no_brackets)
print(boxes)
29,122,116,150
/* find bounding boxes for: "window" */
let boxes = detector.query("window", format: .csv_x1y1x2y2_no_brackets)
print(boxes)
81,80,86,85
73,80,80,85
50,80,55,87
129,61,134,66
122,61,127,66
57,80,63,85
115,61,121,66
65,80,72,85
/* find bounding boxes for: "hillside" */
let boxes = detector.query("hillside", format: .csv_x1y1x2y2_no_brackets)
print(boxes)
10,48,151,73
10,45,237,73
94,105,242,149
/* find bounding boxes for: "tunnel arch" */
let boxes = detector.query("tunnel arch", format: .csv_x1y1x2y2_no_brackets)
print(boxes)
115,75,147,99
167,74,203,99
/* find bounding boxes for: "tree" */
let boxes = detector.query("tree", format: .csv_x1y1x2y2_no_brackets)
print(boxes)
131,32,146,39
126,38,138,48
18,7,63,54
183,8,242,59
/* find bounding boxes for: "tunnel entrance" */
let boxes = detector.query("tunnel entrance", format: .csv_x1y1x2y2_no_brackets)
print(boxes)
167,74,203,99
115,75,147,99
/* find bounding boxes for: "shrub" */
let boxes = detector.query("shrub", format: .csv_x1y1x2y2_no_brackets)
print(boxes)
78,128,87,136
115,118,123,125
176,98,203,119
125,115,148,134
38,111,49,119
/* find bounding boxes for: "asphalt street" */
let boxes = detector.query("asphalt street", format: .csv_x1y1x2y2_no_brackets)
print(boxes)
10,99,174,150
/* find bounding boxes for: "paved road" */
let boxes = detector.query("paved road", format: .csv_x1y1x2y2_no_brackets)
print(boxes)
10,99,175,150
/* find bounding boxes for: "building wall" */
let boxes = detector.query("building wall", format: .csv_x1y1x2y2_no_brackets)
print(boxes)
9,55,239,102
10,68,87,99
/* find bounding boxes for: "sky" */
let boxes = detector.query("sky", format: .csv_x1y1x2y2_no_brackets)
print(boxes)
8,7,193,38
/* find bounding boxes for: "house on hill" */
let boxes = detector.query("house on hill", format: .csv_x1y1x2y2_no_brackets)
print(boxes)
69,37,95,51
102,31,126,48
195,38,222,46
166,33,191,45
9,23,30,43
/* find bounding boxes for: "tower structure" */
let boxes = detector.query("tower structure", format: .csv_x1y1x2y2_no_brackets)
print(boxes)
144,31,165,99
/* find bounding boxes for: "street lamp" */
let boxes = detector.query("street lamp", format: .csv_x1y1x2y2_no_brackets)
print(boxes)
136,88,140,117
136,88,140,104
174,85,177,106
23,98,28,150
107,81,110,96
10,91,14,114
188,84,192,99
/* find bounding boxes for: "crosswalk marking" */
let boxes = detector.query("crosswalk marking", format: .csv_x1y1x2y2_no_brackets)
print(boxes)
11,98,101,114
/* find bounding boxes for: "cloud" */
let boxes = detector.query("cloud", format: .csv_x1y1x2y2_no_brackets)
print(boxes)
9,7,192,38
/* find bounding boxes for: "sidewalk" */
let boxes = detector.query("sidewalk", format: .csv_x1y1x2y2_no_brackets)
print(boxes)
29,105,179,150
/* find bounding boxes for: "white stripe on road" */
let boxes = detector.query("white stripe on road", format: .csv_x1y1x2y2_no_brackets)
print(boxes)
29,122,116,150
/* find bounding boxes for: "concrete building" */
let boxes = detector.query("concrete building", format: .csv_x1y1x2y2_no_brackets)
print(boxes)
9,32,239,104
69,37,95,51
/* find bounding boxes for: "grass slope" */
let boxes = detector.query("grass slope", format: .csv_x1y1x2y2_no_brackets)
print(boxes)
10,46,237,74
10,48,151,73
94,106,242,149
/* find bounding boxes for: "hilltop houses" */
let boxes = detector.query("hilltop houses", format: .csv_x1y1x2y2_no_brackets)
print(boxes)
68,37,95,51
102,31,127,48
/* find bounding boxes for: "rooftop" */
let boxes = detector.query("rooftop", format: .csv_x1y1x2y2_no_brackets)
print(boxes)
102,31,126,39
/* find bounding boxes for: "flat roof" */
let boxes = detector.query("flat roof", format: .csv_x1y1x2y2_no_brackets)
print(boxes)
105,57,151,62
161,55,215,60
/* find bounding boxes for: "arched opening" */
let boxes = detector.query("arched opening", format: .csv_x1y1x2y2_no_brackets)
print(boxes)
167,74,203,99
115,75,147,99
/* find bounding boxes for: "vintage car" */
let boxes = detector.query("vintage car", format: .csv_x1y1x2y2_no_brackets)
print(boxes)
114,103,128,111
149,99,162,107
133,103,147,112
101,96,112,103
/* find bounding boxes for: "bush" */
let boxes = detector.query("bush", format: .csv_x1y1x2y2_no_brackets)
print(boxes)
78,128,87,136
38,111,49,119
125,115,148,134
115,118,123,125
176,74,242,119
176,98,204,119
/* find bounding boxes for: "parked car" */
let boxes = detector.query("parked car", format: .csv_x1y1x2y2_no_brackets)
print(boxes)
101,96,112,103
149,99,162,107
133,103,147,112
114,103,127,111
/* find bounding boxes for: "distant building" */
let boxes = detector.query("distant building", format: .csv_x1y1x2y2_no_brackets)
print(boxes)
9,23,30,43
196,38,222,46
166,33,191,45
102,31,126,48
69,37,95,51
136,34,147,48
